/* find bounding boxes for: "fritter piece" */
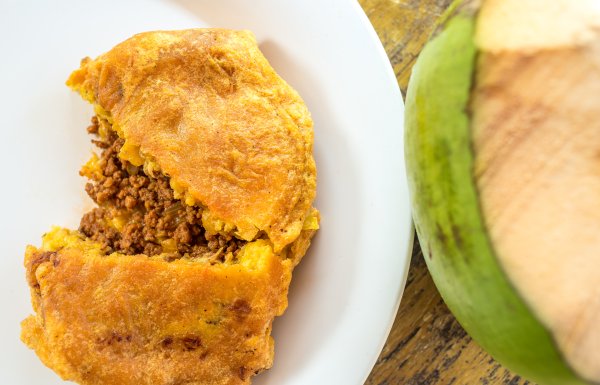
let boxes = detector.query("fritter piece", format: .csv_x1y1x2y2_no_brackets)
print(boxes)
21,29,319,385
23,229,291,385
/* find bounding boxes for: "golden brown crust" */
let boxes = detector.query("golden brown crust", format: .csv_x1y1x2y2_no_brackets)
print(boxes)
67,29,316,252
21,29,319,385
22,241,292,385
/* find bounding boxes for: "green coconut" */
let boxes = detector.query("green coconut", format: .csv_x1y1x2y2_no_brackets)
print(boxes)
405,0,600,384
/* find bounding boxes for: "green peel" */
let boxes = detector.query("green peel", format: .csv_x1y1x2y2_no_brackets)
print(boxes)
404,15,589,385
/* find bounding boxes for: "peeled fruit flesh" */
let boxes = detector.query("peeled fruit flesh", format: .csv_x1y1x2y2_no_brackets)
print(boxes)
405,1,600,384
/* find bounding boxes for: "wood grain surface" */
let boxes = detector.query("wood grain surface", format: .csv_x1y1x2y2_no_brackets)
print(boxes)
358,1,534,384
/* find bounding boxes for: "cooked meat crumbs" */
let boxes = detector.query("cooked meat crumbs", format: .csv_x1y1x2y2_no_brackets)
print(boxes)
79,117,244,260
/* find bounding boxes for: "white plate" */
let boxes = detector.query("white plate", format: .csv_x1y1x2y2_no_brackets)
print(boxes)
0,1,412,384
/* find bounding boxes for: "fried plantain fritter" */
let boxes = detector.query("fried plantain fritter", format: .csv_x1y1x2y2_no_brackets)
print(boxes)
21,29,318,385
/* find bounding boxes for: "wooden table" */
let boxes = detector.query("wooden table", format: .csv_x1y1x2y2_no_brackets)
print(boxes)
359,1,534,384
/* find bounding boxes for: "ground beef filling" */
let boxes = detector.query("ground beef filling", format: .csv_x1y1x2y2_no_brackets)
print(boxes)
79,117,244,260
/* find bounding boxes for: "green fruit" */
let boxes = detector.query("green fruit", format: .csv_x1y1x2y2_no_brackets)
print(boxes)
405,1,600,384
